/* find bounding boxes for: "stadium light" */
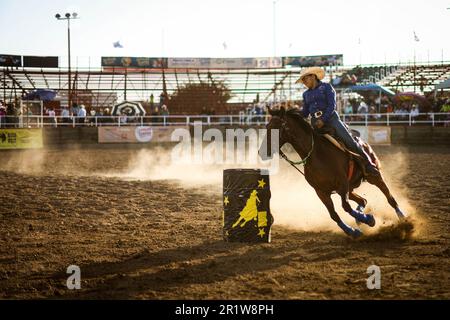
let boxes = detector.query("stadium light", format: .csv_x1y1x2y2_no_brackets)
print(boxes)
273,0,279,58
55,12,79,110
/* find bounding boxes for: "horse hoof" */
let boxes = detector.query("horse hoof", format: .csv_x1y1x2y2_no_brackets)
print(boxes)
396,208,407,220
350,228,363,238
365,214,376,227
355,218,361,226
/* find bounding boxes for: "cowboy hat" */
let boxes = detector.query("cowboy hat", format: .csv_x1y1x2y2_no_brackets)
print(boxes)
295,66,325,84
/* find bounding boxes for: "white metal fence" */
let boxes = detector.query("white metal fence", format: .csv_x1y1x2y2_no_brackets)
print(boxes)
0,113,449,128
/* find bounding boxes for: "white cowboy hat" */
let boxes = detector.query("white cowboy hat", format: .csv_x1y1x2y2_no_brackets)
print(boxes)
296,66,325,84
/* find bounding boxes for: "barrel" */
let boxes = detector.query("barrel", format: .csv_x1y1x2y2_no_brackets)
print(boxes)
223,169,274,243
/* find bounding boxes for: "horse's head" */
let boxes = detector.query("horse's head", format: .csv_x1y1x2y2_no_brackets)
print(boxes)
258,106,288,160
258,106,313,161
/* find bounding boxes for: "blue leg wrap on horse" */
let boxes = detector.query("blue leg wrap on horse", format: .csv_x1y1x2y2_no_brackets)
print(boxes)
338,221,362,237
396,207,407,219
350,209,376,227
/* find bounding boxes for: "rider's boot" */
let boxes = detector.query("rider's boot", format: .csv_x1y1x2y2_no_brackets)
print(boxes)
356,149,380,178
364,162,380,177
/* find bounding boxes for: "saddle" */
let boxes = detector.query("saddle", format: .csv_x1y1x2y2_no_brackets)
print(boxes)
315,126,380,179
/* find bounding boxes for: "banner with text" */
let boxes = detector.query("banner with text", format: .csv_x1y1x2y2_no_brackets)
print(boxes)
0,129,43,149
283,54,343,67
0,54,22,67
168,57,282,69
368,126,391,145
98,126,188,143
101,57,168,68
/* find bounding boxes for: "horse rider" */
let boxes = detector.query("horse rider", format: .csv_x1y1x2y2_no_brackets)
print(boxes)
297,66,380,177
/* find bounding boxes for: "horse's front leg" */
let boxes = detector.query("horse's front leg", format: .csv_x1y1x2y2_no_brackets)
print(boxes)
349,191,367,213
315,189,362,238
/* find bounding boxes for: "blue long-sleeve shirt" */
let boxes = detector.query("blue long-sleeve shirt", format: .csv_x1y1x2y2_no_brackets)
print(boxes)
301,81,336,123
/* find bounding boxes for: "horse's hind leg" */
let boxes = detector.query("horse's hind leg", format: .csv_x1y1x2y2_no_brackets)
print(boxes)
340,189,375,227
349,191,367,212
366,175,407,220
315,189,362,237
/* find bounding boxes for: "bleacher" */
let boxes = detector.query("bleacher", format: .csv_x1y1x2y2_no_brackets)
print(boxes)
380,64,450,93
1,61,449,115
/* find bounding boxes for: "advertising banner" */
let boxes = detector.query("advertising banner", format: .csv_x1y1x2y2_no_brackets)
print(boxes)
283,54,343,67
23,56,59,68
101,57,168,68
368,126,391,145
167,57,282,69
0,129,43,149
98,126,188,143
0,54,22,67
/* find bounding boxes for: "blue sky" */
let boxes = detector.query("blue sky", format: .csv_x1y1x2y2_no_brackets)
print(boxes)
1,0,449,67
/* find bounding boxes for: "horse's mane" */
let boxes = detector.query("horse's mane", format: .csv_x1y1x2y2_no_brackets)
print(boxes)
285,108,314,134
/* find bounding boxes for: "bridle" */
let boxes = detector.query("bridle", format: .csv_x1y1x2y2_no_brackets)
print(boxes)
276,115,315,176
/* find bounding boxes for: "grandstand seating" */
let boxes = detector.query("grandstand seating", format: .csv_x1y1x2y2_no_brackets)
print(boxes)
1,62,449,114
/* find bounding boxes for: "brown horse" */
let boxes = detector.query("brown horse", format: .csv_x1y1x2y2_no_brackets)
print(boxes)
259,107,407,237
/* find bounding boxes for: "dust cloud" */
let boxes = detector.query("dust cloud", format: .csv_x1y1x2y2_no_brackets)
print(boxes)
0,143,420,236
115,144,420,235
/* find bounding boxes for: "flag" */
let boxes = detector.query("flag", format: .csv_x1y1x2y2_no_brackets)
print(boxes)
413,31,420,42
113,41,123,48
222,42,227,50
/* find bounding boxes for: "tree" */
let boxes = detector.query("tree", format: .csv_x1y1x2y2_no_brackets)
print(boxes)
168,80,232,115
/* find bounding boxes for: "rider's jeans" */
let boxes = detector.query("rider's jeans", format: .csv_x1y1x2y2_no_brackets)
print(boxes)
325,111,371,163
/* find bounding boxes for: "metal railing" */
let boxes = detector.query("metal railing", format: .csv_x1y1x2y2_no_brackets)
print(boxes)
0,113,449,128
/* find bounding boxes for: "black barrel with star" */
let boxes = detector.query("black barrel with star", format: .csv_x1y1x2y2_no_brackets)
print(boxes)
223,169,273,243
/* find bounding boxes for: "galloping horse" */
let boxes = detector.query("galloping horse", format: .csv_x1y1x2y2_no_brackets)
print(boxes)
259,107,407,237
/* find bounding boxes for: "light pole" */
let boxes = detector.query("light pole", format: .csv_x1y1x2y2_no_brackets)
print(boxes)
273,0,279,58
272,0,279,103
55,12,79,110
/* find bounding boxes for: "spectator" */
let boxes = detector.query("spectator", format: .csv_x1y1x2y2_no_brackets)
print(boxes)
410,104,420,120
369,105,380,120
386,104,393,113
152,106,160,124
440,99,450,112
357,100,368,114
6,103,16,128
48,107,57,127
0,105,6,128
441,99,450,127
394,106,409,120
119,113,127,125
77,104,86,125
103,108,111,125
160,104,169,116
61,106,70,124
160,104,169,125
71,102,79,119
159,92,165,107
343,103,353,115
89,109,96,126
150,93,154,109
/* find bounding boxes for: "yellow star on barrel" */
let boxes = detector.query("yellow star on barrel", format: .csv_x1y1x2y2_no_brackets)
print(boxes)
257,228,266,238
224,196,230,206
257,179,266,188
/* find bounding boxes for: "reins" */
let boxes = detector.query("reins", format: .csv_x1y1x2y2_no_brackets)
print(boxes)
279,127,314,177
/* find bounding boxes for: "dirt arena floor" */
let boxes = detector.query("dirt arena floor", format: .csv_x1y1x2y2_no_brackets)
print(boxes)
0,144,449,299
